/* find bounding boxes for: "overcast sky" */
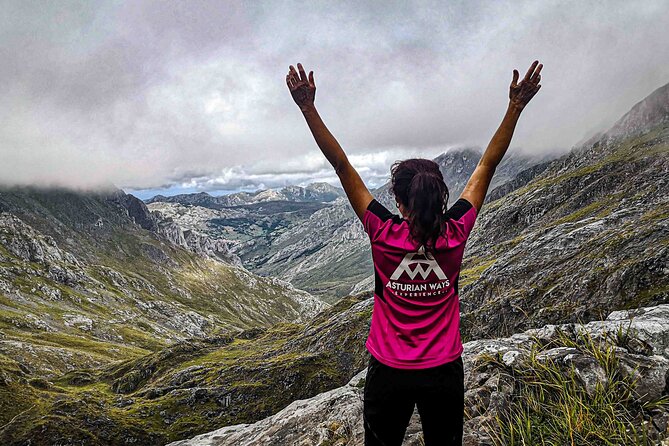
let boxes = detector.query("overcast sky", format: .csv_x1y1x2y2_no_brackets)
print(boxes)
1,0,668,198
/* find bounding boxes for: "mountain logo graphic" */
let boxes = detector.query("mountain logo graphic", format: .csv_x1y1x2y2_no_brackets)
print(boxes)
390,246,447,280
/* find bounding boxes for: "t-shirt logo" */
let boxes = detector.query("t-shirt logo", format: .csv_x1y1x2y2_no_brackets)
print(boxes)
390,245,447,280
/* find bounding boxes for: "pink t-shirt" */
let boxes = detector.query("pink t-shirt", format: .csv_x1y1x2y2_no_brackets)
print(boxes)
362,197,478,369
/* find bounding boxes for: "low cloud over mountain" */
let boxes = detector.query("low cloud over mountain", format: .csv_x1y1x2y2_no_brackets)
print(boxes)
1,1,668,193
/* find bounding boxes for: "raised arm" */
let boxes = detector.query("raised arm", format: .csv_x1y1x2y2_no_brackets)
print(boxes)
286,63,372,221
460,60,543,212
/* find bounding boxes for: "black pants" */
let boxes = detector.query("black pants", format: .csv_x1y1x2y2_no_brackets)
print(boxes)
363,354,464,446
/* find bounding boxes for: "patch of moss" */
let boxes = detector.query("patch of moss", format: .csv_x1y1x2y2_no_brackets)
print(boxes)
460,257,497,288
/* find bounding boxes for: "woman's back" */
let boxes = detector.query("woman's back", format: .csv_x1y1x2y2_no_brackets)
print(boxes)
287,58,543,445
363,197,478,369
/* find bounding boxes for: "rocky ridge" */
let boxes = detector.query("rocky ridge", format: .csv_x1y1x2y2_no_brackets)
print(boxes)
459,82,669,340
146,182,344,207
115,190,242,265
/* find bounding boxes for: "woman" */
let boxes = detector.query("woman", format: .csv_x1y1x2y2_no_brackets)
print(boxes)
286,60,542,445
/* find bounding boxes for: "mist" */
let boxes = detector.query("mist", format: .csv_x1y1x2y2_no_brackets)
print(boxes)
1,0,668,194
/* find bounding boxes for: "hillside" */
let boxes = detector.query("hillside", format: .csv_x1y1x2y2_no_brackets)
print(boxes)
0,294,371,445
168,302,669,446
0,187,326,378
459,82,669,340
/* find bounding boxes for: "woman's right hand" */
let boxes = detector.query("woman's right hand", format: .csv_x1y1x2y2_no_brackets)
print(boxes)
509,60,543,111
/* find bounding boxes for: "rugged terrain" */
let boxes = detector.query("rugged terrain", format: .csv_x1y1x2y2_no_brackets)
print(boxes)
153,81,668,446
148,151,546,301
0,294,371,445
167,302,669,446
0,187,325,378
0,83,666,445
459,82,669,340
146,182,344,208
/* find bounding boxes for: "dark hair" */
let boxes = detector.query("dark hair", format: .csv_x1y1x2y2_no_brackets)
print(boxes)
390,158,449,254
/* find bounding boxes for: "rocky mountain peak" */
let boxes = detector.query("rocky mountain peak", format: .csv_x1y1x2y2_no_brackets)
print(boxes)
305,181,341,192
578,81,669,153
605,81,669,140
434,146,483,165
145,191,215,206
111,191,158,232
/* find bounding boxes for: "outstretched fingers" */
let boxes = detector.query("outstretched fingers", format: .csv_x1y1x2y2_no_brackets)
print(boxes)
289,65,300,83
523,60,539,82
297,63,308,82
288,63,314,86
509,60,543,108
287,65,302,89
530,63,543,84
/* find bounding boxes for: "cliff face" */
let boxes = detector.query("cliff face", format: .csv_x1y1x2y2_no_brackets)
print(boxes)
167,303,669,446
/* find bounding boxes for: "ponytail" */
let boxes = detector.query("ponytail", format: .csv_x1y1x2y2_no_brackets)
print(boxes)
391,159,449,254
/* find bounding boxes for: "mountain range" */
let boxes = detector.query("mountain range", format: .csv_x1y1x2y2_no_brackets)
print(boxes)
0,81,667,445
147,150,552,302
146,182,344,208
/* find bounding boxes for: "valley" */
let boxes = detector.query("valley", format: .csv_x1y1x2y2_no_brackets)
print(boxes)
0,82,667,445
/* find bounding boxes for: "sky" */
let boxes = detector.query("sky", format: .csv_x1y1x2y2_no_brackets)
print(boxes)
1,0,668,198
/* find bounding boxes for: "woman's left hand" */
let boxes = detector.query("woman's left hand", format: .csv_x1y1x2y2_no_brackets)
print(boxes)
286,62,316,110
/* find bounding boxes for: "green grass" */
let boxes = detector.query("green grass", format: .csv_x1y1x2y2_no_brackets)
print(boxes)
549,198,618,227
460,257,497,288
483,328,669,445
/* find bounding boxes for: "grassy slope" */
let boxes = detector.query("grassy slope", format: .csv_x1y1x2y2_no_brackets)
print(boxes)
0,294,370,445
482,328,669,445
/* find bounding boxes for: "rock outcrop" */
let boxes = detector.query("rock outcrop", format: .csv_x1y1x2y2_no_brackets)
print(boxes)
168,304,669,446
154,214,243,266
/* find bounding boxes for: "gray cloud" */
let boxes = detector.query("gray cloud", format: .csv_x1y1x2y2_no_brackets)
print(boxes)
1,0,668,193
